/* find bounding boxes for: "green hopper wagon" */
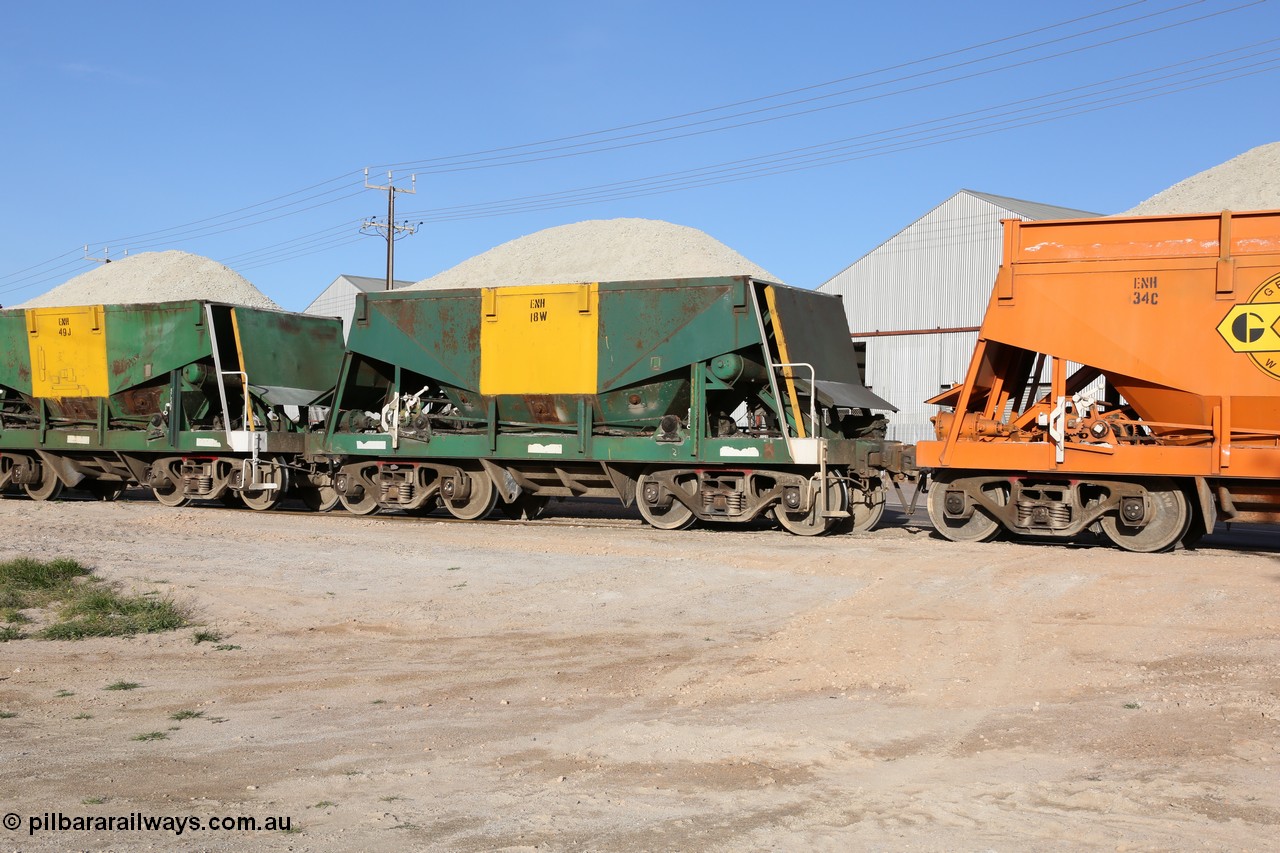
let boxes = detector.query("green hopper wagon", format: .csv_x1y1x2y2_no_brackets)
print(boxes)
323,276,913,534
0,300,343,508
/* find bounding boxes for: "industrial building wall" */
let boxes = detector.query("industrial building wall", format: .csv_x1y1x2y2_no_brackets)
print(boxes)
304,280,359,337
305,276,417,339
821,192,1013,334
820,190,1096,443
857,330,979,445
821,193,1013,443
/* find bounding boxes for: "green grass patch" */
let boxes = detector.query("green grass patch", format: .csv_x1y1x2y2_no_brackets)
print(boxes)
170,709,204,721
0,557,90,602
131,731,168,741
72,712,93,720
42,589,186,640
0,557,189,641
192,630,223,644
104,681,141,691
0,711,17,719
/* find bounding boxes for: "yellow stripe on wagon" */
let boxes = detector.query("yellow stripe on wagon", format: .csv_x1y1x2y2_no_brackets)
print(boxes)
763,285,806,439
26,306,110,398
479,283,599,395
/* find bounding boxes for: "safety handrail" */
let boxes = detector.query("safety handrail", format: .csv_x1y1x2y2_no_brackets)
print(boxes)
772,361,817,438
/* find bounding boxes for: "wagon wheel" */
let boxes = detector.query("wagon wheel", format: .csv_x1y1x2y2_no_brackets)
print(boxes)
833,483,886,535
337,471,382,516
499,493,550,521
442,470,497,520
298,484,341,513
152,483,189,507
240,463,290,512
147,460,189,507
636,471,698,531
24,465,64,502
84,480,126,502
1099,479,1189,553
926,473,1003,540
339,490,381,515
774,475,847,536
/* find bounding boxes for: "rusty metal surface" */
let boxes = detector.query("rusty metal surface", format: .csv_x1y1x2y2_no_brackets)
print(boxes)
116,386,165,417
46,397,97,421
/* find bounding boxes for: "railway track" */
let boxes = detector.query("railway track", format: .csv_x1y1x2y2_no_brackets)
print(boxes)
45,488,931,537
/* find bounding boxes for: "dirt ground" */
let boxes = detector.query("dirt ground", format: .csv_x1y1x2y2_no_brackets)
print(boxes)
1,493,1278,852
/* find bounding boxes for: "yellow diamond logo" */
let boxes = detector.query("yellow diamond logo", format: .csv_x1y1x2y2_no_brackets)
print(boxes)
1216,303,1280,353
1218,272,1280,380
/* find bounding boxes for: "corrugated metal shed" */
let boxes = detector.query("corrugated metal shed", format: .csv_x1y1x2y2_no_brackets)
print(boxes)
304,274,414,338
818,189,1097,443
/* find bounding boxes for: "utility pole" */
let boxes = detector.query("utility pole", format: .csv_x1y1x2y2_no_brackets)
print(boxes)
84,245,127,264
361,169,422,291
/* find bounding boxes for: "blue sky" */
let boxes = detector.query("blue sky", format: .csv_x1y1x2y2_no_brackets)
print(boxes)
2,1,1277,311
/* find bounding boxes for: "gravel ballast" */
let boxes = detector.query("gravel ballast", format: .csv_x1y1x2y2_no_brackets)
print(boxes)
20,250,280,309
410,218,779,290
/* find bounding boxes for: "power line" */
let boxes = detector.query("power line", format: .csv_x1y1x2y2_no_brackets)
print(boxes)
217,221,362,265
0,261,97,299
184,8,1280,277
115,186,368,252
376,0,1255,175
58,3,1229,265
0,176,368,291
150,39,1280,280
233,235,370,274
374,0,1170,170
0,1,1266,291
394,43,1280,221
74,4,1178,273
97,170,366,246
0,248,83,283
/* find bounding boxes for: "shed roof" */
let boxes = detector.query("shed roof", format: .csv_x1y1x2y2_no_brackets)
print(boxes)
961,189,1099,222
303,273,416,314
819,189,1098,288
337,274,417,293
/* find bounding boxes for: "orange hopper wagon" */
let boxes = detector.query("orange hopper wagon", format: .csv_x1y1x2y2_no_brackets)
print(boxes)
918,210,1280,552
